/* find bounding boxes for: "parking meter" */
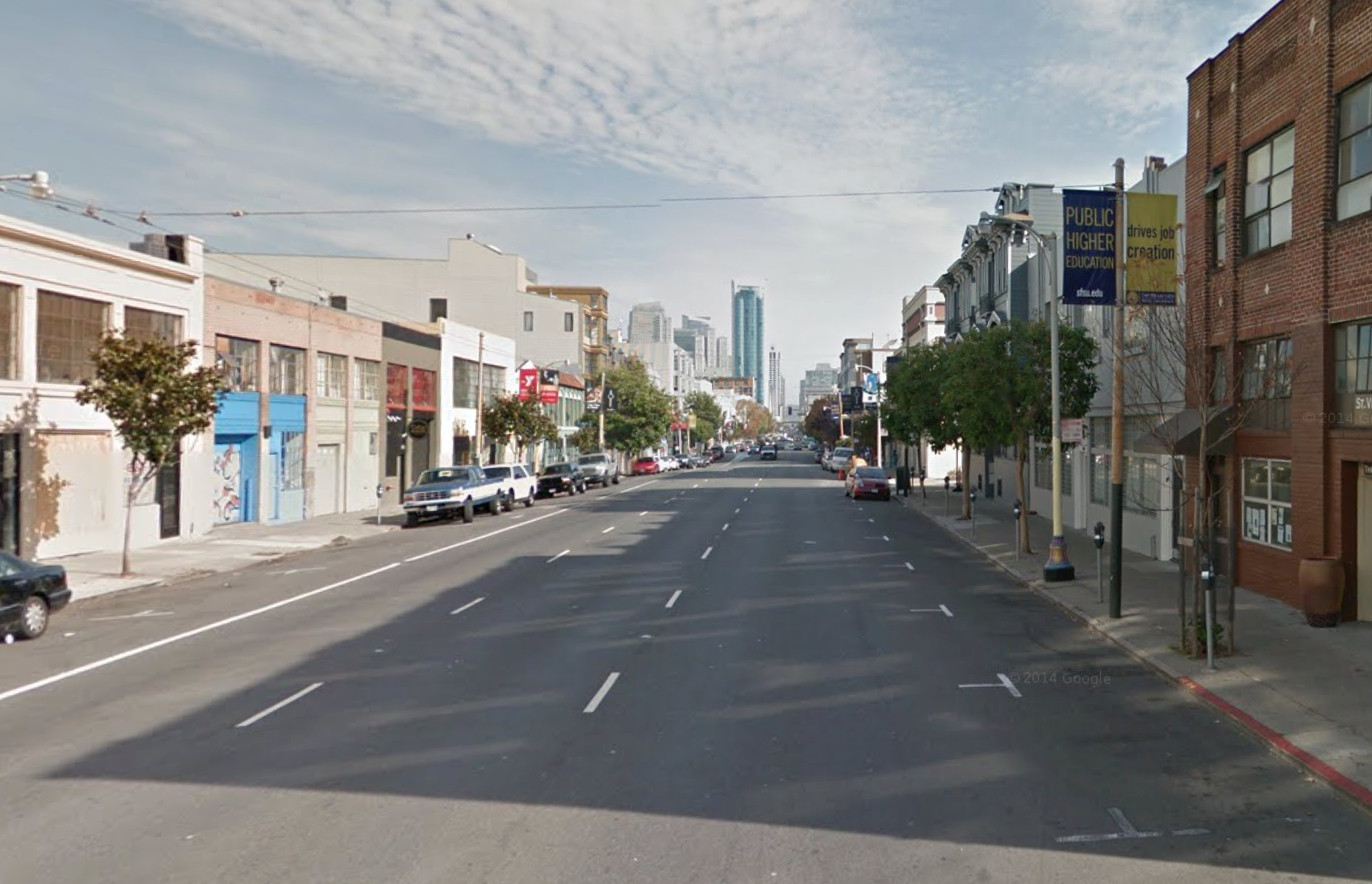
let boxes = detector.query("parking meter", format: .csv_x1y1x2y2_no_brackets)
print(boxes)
1093,521,1105,601
1200,555,1217,669
969,488,977,539
1012,499,1022,558
943,475,949,491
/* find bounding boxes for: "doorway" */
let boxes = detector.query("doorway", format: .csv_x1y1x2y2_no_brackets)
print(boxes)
155,449,181,539
1357,468,1372,621
0,434,18,554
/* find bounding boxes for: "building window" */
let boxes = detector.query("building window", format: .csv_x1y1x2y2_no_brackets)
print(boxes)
1124,456,1161,514
1244,126,1294,253
1241,337,1292,399
523,311,534,332
353,359,380,401
429,298,448,322
412,368,436,411
1204,168,1226,266
1242,458,1292,549
481,364,505,403
0,283,17,380
37,291,109,384
1338,77,1372,221
564,311,575,332
269,344,306,395
1332,321,1372,422
280,430,305,491
1211,346,1228,404
124,307,183,344
216,336,259,391
316,352,347,399
453,357,478,408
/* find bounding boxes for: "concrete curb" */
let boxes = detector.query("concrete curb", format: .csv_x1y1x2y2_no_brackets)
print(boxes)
900,495,1372,815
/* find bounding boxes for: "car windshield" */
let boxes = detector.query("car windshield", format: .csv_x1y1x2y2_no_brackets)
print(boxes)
483,466,510,479
543,464,569,475
832,449,853,458
416,468,465,484
577,455,605,464
855,467,885,479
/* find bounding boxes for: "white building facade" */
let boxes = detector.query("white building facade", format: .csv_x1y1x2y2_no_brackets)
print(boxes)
0,217,213,560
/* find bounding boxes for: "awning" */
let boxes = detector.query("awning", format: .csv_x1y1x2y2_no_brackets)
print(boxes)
1132,406,1234,456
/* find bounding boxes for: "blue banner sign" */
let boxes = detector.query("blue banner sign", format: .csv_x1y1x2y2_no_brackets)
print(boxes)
1062,189,1117,306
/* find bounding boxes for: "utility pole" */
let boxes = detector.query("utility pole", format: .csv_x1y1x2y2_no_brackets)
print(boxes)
475,332,486,465
1109,158,1126,619
598,369,606,451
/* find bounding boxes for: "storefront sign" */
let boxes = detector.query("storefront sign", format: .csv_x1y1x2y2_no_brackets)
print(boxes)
518,368,538,401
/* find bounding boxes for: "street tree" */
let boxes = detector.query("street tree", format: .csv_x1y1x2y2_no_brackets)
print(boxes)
1118,303,1281,656
597,357,674,456
802,397,839,447
851,410,879,455
884,341,960,485
734,399,774,439
684,390,723,444
76,332,223,577
482,394,558,463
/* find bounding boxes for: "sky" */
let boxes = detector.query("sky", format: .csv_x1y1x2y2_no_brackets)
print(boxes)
0,0,1273,393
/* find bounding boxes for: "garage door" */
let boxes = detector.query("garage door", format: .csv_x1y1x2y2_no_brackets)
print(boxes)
315,443,340,516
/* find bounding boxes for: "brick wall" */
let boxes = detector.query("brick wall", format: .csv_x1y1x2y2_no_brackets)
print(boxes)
1186,0,1372,611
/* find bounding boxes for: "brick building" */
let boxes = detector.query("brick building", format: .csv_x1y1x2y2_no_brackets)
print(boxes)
1186,0,1372,618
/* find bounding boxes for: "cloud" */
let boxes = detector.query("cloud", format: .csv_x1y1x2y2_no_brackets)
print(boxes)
132,0,965,196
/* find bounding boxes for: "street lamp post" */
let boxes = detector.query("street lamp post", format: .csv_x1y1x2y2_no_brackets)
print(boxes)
0,171,53,199
981,211,1074,582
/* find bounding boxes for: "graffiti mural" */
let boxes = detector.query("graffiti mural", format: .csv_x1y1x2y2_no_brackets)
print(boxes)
213,443,243,524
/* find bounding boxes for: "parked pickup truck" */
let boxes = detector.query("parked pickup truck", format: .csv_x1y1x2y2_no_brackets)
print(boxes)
576,452,621,487
480,463,538,510
401,466,502,527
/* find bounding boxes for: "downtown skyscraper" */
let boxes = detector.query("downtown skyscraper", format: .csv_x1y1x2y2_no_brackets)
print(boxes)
731,281,765,407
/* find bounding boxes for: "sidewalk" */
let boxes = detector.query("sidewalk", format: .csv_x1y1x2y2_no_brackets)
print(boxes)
40,506,406,602
898,487,1372,812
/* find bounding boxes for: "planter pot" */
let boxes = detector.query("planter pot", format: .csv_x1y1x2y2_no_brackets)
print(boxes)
1299,557,1346,628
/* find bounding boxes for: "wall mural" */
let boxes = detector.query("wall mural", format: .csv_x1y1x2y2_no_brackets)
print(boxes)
213,443,243,524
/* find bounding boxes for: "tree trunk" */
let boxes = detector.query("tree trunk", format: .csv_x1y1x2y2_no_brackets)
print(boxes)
1015,442,1031,555
122,469,146,578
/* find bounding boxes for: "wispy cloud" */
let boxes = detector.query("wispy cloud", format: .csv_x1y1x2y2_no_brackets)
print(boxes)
133,0,964,195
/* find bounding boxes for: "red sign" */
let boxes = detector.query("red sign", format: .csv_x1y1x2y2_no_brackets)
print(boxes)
540,385,559,405
386,364,408,409
518,368,538,401
411,368,436,412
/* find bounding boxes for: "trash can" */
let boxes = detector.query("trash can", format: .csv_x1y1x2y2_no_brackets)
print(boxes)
895,466,910,493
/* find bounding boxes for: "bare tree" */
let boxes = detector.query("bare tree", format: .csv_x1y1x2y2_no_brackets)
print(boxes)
1116,301,1288,655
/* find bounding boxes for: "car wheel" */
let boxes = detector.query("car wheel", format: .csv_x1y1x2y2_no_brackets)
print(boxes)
404,511,419,528
612,475,620,485
524,490,535,507
17,595,48,640
462,499,475,523
489,496,501,516
501,491,514,512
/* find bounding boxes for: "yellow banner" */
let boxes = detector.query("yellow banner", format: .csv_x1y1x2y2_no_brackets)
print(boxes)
1124,192,1179,306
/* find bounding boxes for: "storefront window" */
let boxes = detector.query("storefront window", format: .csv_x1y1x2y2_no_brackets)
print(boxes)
1242,458,1292,549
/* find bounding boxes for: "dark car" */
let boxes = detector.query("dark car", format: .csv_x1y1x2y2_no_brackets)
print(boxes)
847,466,892,501
760,445,777,461
538,462,587,497
0,551,70,640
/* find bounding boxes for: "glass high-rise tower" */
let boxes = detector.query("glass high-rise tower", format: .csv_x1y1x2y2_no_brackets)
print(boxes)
731,282,765,407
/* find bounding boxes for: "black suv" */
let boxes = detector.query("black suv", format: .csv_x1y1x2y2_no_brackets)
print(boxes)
538,463,587,496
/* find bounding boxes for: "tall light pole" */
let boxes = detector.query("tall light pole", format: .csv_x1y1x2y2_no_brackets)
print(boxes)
981,211,1074,581
0,171,52,199
474,331,486,465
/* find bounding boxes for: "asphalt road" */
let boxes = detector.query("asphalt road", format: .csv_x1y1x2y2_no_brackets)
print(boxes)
1,452,1370,883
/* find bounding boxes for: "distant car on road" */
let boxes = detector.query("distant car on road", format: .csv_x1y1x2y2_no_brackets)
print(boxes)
760,444,777,461
632,456,661,476
846,466,892,501
0,551,69,641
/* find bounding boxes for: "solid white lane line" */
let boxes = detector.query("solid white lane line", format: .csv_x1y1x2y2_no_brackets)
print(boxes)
583,672,620,713
905,562,915,571
666,590,683,608
722,523,730,531
0,563,400,706
450,597,485,616
639,511,649,517
404,509,564,562
701,546,713,560
617,479,659,495
998,673,1023,698
548,549,571,563
235,682,323,728
602,526,616,534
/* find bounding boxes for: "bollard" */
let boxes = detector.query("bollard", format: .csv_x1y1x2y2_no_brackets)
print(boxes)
376,483,387,526
1092,522,1105,603
1012,499,1022,559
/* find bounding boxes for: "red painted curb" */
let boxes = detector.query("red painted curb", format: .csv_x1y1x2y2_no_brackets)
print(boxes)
1178,676,1372,811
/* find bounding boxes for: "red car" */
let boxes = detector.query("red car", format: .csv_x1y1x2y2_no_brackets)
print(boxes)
632,456,661,475
846,466,892,501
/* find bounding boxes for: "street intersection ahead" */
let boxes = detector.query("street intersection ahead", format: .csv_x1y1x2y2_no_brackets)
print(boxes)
0,452,1369,883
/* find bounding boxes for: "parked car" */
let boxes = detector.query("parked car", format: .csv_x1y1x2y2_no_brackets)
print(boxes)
0,551,70,641
709,445,724,461
576,452,622,487
480,463,538,509
538,462,587,496
760,444,777,461
632,456,661,476
401,465,503,526
828,447,853,473
846,466,892,501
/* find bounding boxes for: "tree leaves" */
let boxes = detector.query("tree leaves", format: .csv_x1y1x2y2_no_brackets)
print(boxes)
683,390,723,442
597,358,674,455
482,394,558,458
